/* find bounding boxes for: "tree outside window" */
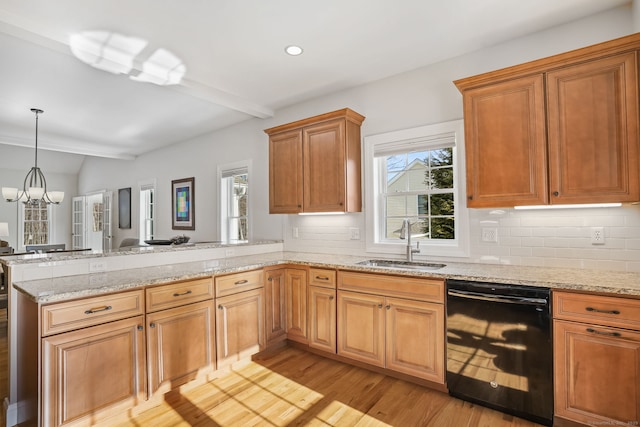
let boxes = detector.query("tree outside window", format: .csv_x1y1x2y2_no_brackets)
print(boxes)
383,147,455,241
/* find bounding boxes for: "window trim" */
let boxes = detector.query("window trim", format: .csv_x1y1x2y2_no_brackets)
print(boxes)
217,160,252,243
363,119,469,258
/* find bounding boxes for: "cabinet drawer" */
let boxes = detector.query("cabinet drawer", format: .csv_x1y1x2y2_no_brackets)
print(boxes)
338,271,444,303
553,291,640,329
42,290,144,336
215,269,263,297
309,268,336,289
146,277,214,312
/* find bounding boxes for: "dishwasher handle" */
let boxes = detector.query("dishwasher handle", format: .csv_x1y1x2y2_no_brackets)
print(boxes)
447,289,548,306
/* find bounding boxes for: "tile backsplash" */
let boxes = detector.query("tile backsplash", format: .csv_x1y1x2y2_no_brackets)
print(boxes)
284,205,640,272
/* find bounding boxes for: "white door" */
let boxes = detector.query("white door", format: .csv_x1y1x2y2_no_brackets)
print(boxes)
102,191,113,251
71,196,86,249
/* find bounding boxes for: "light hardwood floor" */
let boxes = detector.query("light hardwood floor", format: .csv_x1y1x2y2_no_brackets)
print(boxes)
97,347,543,427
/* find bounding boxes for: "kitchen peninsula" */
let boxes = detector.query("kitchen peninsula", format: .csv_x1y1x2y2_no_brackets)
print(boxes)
3,242,640,426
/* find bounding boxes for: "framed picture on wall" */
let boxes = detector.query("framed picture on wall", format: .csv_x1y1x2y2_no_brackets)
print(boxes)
172,177,195,230
118,187,131,229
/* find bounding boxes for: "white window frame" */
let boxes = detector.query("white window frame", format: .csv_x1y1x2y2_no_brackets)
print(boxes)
217,160,252,243
139,179,156,242
364,119,469,258
19,202,55,250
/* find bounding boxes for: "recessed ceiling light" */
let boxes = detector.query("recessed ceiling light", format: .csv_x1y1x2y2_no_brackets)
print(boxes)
285,45,303,56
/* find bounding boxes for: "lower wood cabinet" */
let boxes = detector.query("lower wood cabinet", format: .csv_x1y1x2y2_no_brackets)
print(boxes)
285,268,308,343
146,300,215,395
336,271,445,384
553,291,640,425
264,267,286,346
308,285,336,353
216,287,265,368
41,315,146,427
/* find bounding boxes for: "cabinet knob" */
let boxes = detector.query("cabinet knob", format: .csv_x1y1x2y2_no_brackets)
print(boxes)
553,191,559,197
329,296,334,300
386,304,391,310
149,323,156,328
468,195,473,200
377,303,383,308
137,325,143,331
268,277,273,281
218,304,224,310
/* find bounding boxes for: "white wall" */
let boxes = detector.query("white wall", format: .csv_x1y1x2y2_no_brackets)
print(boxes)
78,5,640,271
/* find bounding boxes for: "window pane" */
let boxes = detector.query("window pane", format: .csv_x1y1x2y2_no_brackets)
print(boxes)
430,193,454,216
418,195,428,215
429,147,453,167
386,217,404,239
386,195,408,218
428,167,454,189
431,217,455,239
406,168,428,192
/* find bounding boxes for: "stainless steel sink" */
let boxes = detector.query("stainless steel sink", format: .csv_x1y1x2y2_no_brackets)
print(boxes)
357,259,446,270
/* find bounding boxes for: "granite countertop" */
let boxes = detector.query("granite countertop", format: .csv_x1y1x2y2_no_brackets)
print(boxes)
11,251,640,304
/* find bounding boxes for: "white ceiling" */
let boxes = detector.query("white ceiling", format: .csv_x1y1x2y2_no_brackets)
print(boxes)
0,0,630,160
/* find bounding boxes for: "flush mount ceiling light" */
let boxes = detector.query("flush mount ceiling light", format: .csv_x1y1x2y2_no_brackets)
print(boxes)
2,109,64,205
285,45,303,56
69,31,186,86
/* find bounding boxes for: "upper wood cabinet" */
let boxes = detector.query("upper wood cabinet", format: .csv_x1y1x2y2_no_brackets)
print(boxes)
455,34,640,207
264,108,365,213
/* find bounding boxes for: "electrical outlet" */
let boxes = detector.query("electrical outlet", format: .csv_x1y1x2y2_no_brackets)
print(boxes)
481,227,498,243
292,227,299,238
591,227,605,245
89,261,107,272
349,227,360,240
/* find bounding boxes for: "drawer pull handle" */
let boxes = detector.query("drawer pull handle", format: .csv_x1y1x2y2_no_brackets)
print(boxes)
234,279,249,285
173,290,193,297
586,327,621,337
586,307,620,315
84,305,112,315
315,276,330,281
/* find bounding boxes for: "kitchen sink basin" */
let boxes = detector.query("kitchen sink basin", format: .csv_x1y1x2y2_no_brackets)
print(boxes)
357,259,446,270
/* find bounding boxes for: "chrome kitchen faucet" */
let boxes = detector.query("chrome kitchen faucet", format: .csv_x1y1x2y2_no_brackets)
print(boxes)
400,218,420,262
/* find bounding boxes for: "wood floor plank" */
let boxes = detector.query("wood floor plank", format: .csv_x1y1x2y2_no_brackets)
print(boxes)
95,347,544,427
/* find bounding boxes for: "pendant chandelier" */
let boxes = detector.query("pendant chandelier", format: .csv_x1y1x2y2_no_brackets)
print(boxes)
1,108,64,205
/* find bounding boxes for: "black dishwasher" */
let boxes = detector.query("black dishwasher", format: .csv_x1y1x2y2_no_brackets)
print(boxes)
446,279,553,426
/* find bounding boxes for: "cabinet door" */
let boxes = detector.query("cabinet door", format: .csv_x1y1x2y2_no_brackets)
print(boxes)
42,316,146,427
308,286,336,353
216,288,265,368
146,300,215,395
269,129,303,213
303,119,347,212
547,52,639,204
285,268,308,343
385,297,444,383
462,74,548,207
337,290,385,367
265,268,286,346
554,319,640,424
